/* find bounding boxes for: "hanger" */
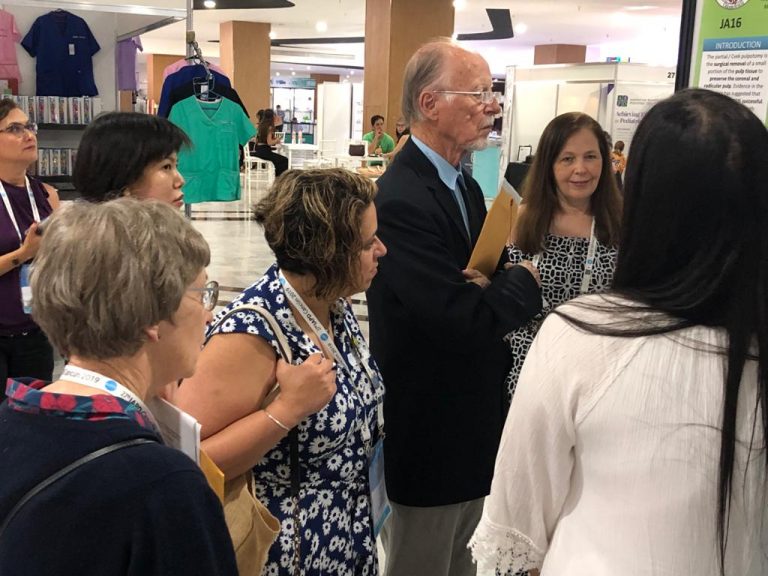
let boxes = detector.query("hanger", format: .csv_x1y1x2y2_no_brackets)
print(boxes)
194,74,220,103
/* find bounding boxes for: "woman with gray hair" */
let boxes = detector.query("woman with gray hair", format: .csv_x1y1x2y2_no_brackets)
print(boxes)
0,199,237,576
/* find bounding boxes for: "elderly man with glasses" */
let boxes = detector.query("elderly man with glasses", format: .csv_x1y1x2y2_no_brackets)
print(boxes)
366,40,542,576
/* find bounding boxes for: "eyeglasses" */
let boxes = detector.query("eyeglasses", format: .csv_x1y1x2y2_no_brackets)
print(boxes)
432,90,501,105
0,122,38,136
187,280,219,311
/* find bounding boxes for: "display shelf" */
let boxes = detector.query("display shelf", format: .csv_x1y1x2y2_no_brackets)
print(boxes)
35,175,73,183
37,123,89,131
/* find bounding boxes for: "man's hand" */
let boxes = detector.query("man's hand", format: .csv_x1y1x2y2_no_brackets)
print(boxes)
505,260,541,286
462,268,491,289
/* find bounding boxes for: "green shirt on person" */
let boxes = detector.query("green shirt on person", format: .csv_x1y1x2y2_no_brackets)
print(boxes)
363,131,396,154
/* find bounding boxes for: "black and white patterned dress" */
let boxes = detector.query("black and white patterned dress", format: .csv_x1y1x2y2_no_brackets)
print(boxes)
504,234,618,400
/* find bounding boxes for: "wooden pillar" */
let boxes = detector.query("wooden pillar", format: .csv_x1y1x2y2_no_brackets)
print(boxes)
534,44,587,65
147,53,182,114
118,90,133,112
364,0,454,138
220,21,271,117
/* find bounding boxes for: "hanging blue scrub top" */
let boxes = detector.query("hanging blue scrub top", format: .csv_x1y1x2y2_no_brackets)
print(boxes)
21,10,100,96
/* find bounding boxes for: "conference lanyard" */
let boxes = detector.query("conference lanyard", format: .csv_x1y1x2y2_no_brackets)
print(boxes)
532,218,598,295
0,177,41,245
59,364,162,437
278,271,385,445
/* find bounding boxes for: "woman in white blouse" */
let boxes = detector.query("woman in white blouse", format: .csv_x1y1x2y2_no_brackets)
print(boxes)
470,88,768,575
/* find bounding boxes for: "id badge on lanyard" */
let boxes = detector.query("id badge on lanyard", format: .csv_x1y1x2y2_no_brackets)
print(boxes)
279,270,391,534
369,438,391,537
531,218,597,309
0,178,41,315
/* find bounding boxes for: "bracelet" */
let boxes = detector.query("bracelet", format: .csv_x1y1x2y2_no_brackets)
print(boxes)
264,407,291,432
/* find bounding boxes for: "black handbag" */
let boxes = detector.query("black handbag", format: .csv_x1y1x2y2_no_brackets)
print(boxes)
348,143,366,157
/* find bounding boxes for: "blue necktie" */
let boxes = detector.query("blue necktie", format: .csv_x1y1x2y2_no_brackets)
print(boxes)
453,174,470,236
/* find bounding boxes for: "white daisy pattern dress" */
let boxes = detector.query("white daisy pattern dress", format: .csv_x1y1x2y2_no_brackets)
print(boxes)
504,234,617,401
208,263,384,576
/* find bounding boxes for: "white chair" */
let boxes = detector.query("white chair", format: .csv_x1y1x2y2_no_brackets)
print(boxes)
242,144,275,202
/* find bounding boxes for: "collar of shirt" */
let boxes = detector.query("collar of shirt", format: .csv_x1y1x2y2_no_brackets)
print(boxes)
411,135,466,192
5,377,158,432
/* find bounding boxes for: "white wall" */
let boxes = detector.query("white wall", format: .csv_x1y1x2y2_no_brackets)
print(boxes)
7,5,117,110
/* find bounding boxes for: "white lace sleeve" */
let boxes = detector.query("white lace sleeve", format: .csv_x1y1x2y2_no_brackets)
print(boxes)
469,516,544,574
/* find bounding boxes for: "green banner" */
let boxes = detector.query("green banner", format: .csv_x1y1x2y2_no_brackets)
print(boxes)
692,0,768,124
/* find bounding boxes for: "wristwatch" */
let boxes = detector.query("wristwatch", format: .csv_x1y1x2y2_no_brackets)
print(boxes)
11,256,20,268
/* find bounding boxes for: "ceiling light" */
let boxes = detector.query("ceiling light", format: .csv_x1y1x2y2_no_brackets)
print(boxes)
315,21,328,32
453,0,466,10
626,5,658,10
203,0,216,8
350,70,355,75
516,22,528,34
268,31,276,39
291,71,296,76
275,72,280,76
306,65,312,70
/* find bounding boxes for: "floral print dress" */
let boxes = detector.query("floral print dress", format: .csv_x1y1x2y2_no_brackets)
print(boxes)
209,263,384,576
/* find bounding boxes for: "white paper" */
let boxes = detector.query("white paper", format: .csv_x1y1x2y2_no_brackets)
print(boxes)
147,397,201,463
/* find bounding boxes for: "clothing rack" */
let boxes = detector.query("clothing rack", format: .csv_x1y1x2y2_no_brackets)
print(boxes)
185,30,211,82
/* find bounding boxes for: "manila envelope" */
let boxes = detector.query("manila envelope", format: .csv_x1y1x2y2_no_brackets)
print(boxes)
199,448,225,503
467,180,522,278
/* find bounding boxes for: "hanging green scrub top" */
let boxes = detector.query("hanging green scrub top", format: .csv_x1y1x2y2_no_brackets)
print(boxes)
169,95,256,203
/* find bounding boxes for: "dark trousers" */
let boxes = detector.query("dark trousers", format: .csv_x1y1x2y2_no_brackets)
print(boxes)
0,329,54,398
252,144,289,176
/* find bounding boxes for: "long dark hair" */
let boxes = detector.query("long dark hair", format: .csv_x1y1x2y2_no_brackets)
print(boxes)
73,112,190,203
258,109,275,143
557,88,768,572
515,112,622,253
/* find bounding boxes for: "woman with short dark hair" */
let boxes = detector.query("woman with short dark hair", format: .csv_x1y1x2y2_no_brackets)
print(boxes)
73,111,190,206
176,168,388,575
0,98,59,393
472,88,768,575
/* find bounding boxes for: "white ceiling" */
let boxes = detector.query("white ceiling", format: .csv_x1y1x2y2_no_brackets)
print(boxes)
120,0,684,75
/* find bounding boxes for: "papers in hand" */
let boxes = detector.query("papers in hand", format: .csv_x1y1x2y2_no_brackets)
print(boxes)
467,179,522,278
147,397,202,463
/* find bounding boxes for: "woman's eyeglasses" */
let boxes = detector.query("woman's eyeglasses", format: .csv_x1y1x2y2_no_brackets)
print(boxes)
187,280,220,311
0,122,38,136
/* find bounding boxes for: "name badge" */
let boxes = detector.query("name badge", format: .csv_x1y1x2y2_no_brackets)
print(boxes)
68,43,75,56
20,264,32,314
369,439,391,538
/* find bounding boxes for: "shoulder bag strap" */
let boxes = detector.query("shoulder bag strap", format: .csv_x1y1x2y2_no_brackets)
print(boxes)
0,437,155,539
207,303,302,569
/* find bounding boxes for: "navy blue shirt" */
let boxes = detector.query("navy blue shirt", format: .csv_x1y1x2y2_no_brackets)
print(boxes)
21,10,100,96
157,64,232,118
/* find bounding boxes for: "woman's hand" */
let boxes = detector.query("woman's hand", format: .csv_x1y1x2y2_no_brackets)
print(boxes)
19,222,42,261
269,353,336,428
506,259,541,286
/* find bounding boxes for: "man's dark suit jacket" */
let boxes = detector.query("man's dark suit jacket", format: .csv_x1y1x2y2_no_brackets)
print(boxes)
367,138,542,507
